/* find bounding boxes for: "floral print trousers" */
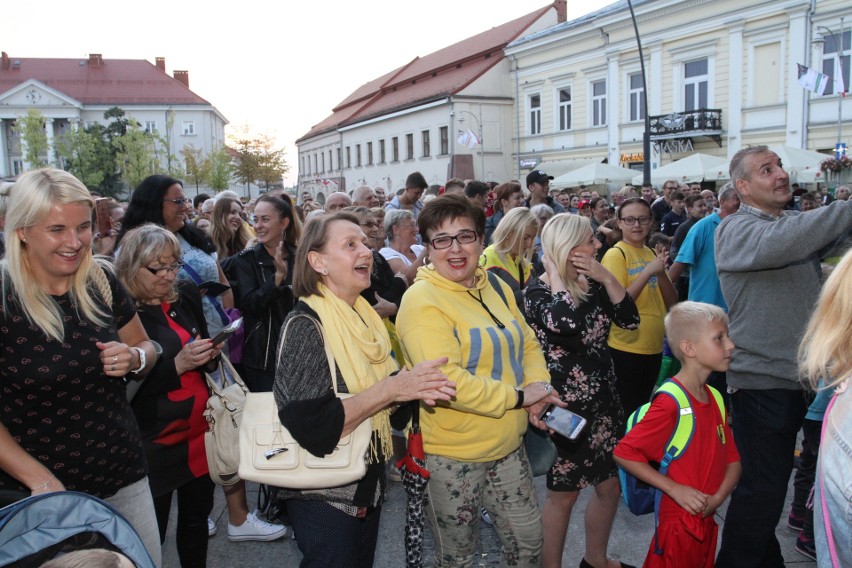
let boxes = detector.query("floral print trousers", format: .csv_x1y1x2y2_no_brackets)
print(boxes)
425,446,543,567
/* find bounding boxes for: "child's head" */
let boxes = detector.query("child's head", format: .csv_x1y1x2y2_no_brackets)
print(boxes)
670,190,686,213
665,301,733,370
799,247,852,390
648,232,671,255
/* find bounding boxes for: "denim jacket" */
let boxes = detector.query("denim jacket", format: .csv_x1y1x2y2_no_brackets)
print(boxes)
814,380,852,566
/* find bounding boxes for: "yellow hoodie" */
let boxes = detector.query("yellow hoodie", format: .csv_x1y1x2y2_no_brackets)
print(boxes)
396,265,549,462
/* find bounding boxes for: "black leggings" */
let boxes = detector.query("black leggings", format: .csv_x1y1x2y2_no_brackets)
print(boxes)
153,475,215,568
609,347,662,414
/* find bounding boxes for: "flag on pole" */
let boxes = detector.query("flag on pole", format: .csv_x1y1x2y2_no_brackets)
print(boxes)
457,129,471,146
797,63,830,95
465,128,480,149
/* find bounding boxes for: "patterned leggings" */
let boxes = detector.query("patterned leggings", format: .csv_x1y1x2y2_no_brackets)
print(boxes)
425,446,542,568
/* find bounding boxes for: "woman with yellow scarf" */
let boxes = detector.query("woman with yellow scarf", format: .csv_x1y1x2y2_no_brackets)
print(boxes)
272,212,456,567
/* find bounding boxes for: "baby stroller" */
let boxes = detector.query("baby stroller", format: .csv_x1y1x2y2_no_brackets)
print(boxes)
0,491,155,568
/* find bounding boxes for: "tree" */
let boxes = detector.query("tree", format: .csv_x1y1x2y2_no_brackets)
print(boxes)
55,124,108,190
228,127,289,195
18,109,50,168
206,146,233,191
113,120,158,191
181,143,210,193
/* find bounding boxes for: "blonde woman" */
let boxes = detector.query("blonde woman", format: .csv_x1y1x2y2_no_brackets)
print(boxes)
480,206,539,292
209,197,253,260
798,248,852,567
520,213,639,568
0,169,161,564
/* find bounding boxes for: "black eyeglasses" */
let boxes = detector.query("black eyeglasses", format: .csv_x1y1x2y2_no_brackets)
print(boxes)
620,216,652,226
144,260,185,277
430,230,479,250
165,197,191,206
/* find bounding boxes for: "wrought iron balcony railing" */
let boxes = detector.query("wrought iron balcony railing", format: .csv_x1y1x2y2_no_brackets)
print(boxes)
649,109,723,146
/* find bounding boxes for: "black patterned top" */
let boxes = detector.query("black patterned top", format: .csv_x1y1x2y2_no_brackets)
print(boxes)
0,271,147,499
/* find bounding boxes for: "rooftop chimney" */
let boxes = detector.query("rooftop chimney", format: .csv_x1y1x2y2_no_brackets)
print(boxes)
554,0,567,23
173,70,189,89
88,53,104,66
1,52,9,71
156,57,166,72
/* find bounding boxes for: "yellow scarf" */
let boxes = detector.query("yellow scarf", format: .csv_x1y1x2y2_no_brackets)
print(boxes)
302,283,398,461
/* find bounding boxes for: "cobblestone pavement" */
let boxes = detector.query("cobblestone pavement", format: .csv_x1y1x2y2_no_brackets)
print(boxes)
165,473,816,567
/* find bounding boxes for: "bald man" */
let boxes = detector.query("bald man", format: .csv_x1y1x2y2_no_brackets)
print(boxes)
325,191,353,213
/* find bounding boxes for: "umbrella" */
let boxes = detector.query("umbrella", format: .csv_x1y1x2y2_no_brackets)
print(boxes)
552,162,638,187
632,153,727,185
396,402,430,568
704,145,830,183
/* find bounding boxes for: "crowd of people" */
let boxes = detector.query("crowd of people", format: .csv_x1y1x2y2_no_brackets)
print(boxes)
0,147,849,568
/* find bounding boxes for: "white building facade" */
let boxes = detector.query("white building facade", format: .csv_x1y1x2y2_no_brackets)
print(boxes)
504,0,851,186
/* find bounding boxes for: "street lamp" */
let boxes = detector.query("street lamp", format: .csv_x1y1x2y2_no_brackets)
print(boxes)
815,18,847,157
456,109,485,180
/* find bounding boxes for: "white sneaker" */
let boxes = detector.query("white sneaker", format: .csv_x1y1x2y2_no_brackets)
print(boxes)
208,517,217,537
481,507,493,525
227,511,288,542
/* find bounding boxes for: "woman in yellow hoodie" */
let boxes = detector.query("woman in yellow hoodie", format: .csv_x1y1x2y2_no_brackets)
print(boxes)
397,194,561,568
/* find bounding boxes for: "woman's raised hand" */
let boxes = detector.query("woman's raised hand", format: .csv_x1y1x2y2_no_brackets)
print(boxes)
647,248,669,275
96,341,137,378
391,357,455,406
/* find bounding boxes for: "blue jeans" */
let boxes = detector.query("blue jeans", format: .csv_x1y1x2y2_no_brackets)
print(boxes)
287,499,382,568
716,388,808,568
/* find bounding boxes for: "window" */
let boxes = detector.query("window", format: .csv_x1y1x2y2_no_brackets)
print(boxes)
181,121,195,135
406,134,414,160
422,130,431,157
321,152,325,172
439,126,449,155
591,80,607,126
629,73,646,121
821,30,851,96
684,59,709,111
379,139,386,163
356,144,362,167
557,87,572,131
529,94,541,135
313,154,318,173
346,146,351,168
336,148,341,171
329,150,333,171
144,121,157,134
392,137,399,162
367,142,373,165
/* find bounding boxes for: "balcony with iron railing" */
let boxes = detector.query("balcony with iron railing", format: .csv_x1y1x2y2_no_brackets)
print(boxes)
649,109,723,146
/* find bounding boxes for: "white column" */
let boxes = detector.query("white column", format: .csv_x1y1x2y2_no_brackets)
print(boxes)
44,118,55,167
787,7,809,148
607,53,621,165
727,23,744,158
0,119,8,177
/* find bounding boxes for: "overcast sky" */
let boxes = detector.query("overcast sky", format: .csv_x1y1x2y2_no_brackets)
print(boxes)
5,0,614,184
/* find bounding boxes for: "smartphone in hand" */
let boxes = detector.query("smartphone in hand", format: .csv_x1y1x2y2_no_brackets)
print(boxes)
538,405,587,440
211,317,243,346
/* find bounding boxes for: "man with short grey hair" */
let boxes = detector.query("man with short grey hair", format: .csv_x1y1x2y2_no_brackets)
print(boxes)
714,145,852,568
324,191,352,213
352,186,380,208
835,185,850,201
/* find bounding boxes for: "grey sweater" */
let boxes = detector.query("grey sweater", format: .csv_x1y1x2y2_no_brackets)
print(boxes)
715,200,852,390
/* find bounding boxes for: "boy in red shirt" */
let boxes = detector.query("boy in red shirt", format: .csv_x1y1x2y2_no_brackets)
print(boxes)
614,302,741,567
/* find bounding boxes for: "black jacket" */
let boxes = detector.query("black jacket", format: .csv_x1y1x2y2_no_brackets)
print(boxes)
233,243,296,372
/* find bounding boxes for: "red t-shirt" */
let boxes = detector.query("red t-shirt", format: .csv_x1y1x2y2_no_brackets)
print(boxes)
614,378,739,518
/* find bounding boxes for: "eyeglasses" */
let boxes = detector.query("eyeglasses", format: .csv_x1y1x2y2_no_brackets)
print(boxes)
620,216,652,226
165,197,191,206
144,260,185,277
430,230,479,250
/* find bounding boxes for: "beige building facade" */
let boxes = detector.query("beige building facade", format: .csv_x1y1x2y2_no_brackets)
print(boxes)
505,0,851,185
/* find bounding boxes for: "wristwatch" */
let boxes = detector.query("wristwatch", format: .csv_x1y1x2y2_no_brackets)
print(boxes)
130,347,146,374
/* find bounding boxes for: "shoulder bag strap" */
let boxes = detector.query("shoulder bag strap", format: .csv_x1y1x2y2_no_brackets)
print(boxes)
275,314,338,395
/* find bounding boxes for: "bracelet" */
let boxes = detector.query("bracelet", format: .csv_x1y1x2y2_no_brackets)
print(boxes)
34,478,53,491
513,387,524,409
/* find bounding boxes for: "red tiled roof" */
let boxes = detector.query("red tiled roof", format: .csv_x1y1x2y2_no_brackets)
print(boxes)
0,56,210,106
297,4,552,142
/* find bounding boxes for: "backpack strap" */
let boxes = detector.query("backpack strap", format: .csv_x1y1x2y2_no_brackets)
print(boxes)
652,380,695,467
486,271,510,308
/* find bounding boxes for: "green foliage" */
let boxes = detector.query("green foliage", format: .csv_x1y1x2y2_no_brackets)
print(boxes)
55,125,108,190
206,146,233,191
18,109,50,168
229,126,289,193
113,120,158,191
182,143,210,192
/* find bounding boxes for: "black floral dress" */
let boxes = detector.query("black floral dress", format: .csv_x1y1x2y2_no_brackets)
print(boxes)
522,277,639,491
